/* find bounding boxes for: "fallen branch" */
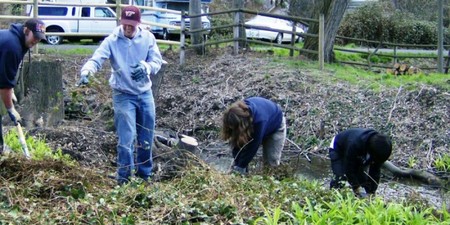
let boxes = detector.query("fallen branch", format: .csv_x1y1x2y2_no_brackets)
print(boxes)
382,160,442,186
387,86,402,124
286,138,311,162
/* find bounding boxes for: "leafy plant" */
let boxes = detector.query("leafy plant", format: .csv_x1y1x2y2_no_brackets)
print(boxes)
434,154,450,172
408,156,417,168
4,129,74,164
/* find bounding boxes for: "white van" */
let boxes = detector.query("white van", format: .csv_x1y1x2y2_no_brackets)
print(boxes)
27,4,117,45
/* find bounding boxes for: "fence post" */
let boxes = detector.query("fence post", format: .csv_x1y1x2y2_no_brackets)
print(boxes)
33,0,39,54
393,45,397,67
233,9,240,55
290,22,296,57
115,0,120,26
437,0,444,73
180,11,186,65
318,14,324,70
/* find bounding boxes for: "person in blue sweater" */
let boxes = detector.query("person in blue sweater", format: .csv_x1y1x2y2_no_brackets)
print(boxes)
221,97,286,174
329,128,392,197
0,19,46,155
78,6,163,185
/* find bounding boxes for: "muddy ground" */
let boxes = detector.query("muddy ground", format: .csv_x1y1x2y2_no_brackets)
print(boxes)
23,47,449,209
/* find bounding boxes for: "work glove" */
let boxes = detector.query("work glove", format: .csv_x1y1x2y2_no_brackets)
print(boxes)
231,165,248,175
77,70,92,86
130,61,150,83
7,106,21,126
353,186,368,199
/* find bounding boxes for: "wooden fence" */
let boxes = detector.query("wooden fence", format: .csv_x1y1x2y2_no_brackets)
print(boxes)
334,36,450,72
1,0,447,73
180,8,324,67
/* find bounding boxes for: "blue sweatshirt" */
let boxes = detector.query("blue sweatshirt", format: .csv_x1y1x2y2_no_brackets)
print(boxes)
0,24,28,88
232,97,283,168
81,26,163,95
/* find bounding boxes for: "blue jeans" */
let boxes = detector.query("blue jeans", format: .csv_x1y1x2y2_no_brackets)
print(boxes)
113,90,155,184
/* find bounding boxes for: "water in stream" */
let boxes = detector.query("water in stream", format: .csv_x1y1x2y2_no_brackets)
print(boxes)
199,145,449,210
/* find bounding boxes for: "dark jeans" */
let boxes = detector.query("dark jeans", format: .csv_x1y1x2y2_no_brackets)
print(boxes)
329,148,346,189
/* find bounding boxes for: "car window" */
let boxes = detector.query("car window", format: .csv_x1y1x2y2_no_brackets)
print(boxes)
95,7,115,18
82,7,90,17
38,6,68,16
166,2,189,11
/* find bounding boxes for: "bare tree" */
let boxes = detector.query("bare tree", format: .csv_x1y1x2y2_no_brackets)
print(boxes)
297,0,350,62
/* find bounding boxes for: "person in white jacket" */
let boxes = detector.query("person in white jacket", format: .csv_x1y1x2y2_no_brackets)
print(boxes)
78,5,163,185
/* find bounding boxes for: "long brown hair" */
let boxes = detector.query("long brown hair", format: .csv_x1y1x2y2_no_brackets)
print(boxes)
221,100,253,149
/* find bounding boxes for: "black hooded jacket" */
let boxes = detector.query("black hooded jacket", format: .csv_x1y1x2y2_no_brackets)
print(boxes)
331,128,384,193
0,23,29,89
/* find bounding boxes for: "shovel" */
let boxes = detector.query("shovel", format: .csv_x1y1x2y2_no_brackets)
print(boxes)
16,122,31,159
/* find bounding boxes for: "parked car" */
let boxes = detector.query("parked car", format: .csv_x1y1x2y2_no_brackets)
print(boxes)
245,15,305,44
141,0,211,40
26,5,117,45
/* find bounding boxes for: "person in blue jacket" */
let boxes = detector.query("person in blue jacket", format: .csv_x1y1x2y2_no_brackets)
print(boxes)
329,128,392,197
221,97,286,174
78,6,163,185
0,19,46,155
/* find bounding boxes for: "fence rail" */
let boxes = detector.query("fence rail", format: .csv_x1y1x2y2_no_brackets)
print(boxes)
335,36,450,71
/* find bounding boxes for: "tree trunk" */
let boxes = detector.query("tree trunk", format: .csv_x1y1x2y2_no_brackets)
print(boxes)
288,0,317,19
17,60,64,128
190,0,204,54
301,0,350,63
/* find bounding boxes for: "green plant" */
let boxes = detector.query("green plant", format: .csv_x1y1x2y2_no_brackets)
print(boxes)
434,154,450,172
408,156,417,168
254,205,283,225
4,129,74,164
192,75,201,83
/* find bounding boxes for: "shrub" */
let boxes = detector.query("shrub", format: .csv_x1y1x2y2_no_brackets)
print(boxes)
338,2,442,46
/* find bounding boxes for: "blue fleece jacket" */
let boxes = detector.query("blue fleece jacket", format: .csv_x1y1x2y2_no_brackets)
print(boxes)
81,26,163,95
0,24,28,88
232,97,283,168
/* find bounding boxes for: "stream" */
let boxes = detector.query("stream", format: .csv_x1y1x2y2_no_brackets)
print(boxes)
198,145,449,210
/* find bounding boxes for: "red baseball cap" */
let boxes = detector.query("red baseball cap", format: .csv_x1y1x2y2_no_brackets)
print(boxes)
121,6,141,26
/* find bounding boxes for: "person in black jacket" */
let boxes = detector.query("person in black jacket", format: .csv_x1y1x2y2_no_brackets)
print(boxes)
0,19,46,154
329,128,392,197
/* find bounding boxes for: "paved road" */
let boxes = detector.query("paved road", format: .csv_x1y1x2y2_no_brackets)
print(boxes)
39,43,100,51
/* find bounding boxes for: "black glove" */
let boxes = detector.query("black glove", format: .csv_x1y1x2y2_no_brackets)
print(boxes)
130,62,149,82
